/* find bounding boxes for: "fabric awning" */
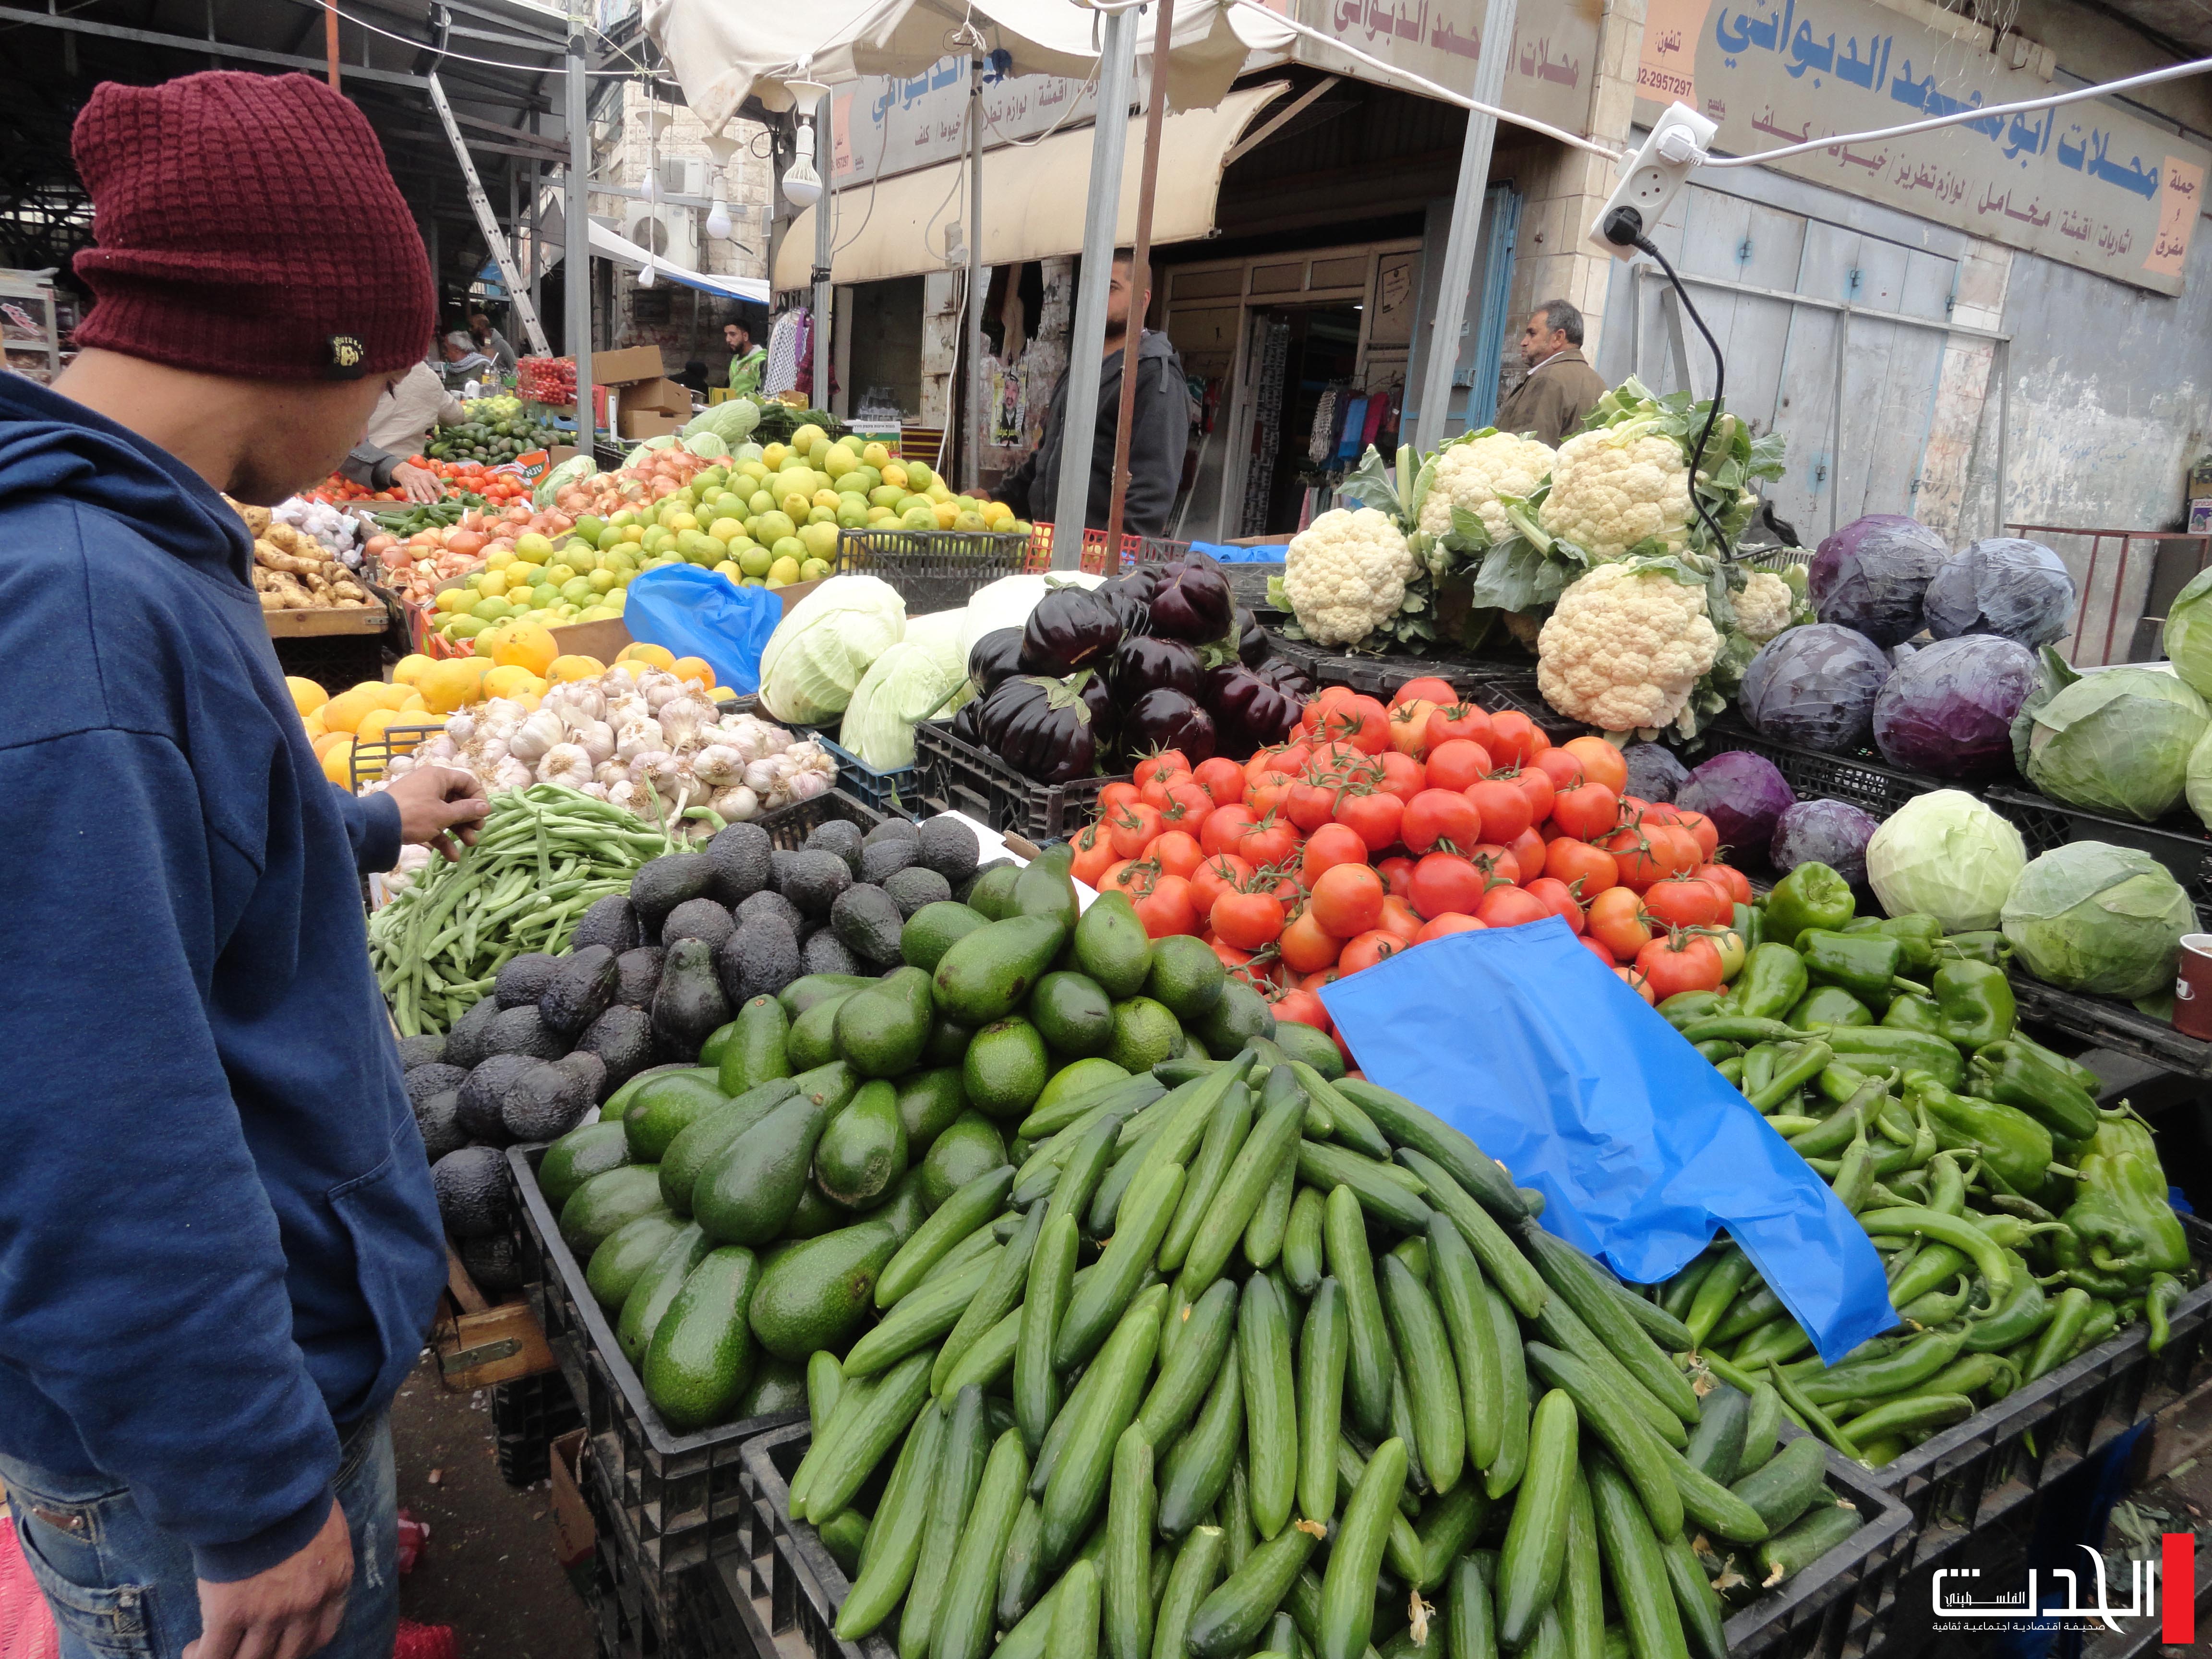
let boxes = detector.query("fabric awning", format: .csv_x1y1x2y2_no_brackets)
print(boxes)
772,81,1286,289
642,0,1291,137
589,220,773,304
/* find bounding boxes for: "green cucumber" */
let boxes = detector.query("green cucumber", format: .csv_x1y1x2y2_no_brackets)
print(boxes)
1046,1114,1128,1234
1323,1185,1395,1443
1659,1531,1728,1659
1428,1214,1503,1478
1447,1555,1498,1659
1159,1082,1253,1273
1683,1385,1748,1487
1531,1293,1689,1452
1152,1526,1225,1659
940,1308,1022,1398
935,1204,1044,1396
1297,1141,1431,1234
846,1250,1002,1378
1136,1276,1238,1447
1046,1558,1101,1659
1754,1500,1861,1588
842,1407,944,1635
1586,1455,1689,1659
1103,1427,1155,1659
1157,1346,1243,1537
1558,1470,1605,1659
1015,1211,1079,1453
1178,1083,1307,1299
1396,1149,1550,1319
802,1351,936,1525
1522,1343,1682,1540
1244,1154,1298,1271
1314,1436,1404,1659
1056,1160,1186,1367
998,1500,1048,1632
1380,1255,1464,1495
936,1430,1033,1659
900,1385,990,1659
1335,1078,1526,1218
1188,1523,1320,1659
877,1165,1016,1308
1239,1272,1299,1539
1296,1278,1349,1526
1282,1188,1326,1296
1041,1286,1169,1565
1738,1381,1783,1477
1668,1443,1771,1544
1519,1223,1701,1426
1484,1277,1531,1501
1496,1390,1576,1649
1726,1433,1827,1534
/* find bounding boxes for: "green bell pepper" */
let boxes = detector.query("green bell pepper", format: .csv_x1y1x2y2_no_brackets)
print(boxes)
1936,931,2012,967
1818,1027,1965,1090
1764,863,1855,950
1902,1070,2052,1198
1882,989,1945,1037
1931,959,2016,1049
2012,1032,2102,1097
1842,914,1944,973
2051,1110,2190,1295
1967,1040,2100,1143
1735,943,1809,1022
1788,985,1874,1029
1801,929,1905,1005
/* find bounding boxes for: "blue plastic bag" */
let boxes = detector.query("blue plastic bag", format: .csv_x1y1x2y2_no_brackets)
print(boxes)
1189,541,1288,564
619,567,783,695
1319,918,1896,1366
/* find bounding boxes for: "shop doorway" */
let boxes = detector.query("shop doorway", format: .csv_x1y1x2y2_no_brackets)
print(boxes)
1258,304,1365,534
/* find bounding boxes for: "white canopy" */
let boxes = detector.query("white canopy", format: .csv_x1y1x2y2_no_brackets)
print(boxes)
588,219,773,305
641,0,1293,136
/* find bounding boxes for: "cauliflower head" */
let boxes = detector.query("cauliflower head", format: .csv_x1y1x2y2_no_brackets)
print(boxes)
1284,507,1419,647
1733,570,1794,643
1416,432,1556,545
1538,428,1694,560
1537,561,1720,734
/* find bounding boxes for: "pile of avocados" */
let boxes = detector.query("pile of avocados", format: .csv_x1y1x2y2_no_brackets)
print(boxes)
522,819,1337,1435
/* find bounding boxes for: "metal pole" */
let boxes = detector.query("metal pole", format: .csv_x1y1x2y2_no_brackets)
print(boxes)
1994,337,2009,540
813,93,833,411
1105,0,1175,548
566,2,591,444
324,0,339,89
1411,0,1518,453
1051,4,1141,565
965,56,986,493
1829,306,1846,541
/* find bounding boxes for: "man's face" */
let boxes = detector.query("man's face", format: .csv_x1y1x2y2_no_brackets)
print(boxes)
441,338,464,361
227,373,390,506
726,326,747,351
1519,312,1565,367
1106,261,1148,333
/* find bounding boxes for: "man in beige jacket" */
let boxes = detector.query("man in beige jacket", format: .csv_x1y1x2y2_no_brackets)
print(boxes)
1493,299,1607,446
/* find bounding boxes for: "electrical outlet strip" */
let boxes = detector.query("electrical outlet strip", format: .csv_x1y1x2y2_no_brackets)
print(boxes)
1588,102,1718,258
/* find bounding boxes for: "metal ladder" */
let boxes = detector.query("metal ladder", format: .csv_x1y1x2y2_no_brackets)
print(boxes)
427,72,552,357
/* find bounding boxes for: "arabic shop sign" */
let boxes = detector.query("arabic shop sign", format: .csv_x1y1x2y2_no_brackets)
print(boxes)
1291,0,1603,139
830,52,1105,190
1635,0,2208,294
1932,1537,2195,1642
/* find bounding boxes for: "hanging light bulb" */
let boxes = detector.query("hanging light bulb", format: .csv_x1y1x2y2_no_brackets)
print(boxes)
706,196,733,240
781,73,830,210
638,256,657,289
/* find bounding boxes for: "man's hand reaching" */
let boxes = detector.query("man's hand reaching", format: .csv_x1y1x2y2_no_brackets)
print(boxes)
388,462,443,504
185,1498,352,1659
382,765,489,861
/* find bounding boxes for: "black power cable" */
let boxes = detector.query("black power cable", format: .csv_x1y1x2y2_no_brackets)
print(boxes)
1600,206,1734,561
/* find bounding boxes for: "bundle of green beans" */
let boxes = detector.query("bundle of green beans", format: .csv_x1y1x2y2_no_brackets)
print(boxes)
369,783,679,1036
769,1044,1864,1659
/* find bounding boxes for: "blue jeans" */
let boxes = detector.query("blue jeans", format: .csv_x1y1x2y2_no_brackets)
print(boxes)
0,1415,397,1659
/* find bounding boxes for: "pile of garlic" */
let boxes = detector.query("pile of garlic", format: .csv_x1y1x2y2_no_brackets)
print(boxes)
382,663,836,830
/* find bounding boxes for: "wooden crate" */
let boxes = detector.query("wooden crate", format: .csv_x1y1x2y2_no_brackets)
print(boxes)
432,1244,556,1392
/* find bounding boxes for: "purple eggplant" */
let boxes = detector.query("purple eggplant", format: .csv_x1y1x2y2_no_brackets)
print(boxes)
967,627,1025,696
1123,688,1217,764
1254,657,1314,698
950,696,985,747
1097,569,1157,636
1149,557,1234,643
1019,585,1125,676
1204,665,1301,753
1236,606,1267,667
977,672,1109,785
1112,634,1205,702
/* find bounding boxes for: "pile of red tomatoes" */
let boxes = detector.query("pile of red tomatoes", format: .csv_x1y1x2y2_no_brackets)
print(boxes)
1065,677,1752,1042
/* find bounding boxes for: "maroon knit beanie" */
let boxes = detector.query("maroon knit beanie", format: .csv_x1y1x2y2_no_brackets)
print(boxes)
72,71,435,380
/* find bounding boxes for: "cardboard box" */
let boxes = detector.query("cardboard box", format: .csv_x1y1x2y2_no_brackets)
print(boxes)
548,1428,594,1597
619,409,686,441
591,345,665,385
624,376,692,417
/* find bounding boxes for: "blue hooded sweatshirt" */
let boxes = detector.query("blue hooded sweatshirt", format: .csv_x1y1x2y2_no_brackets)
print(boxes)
0,373,447,1581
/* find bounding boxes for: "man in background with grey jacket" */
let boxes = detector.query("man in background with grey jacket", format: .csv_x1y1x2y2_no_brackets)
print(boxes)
1005,250,1190,537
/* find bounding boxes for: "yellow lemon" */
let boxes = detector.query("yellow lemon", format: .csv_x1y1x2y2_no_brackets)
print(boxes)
547,653,605,682
399,692,430,712
791,423,828,453
490,618,559,676
302,711,326,739
318,739,355,784
670,655,718,689
418,658,482,714
354,708,404,745
617,641,677,671
481,663,543,700
311,729,350,759
390,654,435,688
319,688,380,734
285,675,328,715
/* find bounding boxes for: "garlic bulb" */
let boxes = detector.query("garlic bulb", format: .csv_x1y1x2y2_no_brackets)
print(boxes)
709,783,760,822
445,711,477,745
491,757,535,791
789,767,831,802
593,760,627,788
693,743,746,787
743,753,791,796
638,668,683,710
545,681,608,724
615,719,665,764
507,708,568,764
476,736,511,767
536,743,595,788
658,694,715,750
575,720,616,766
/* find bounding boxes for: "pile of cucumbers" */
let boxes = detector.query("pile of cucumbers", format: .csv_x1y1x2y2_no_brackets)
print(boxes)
533,832,1300,1433
766,1035,1869,1659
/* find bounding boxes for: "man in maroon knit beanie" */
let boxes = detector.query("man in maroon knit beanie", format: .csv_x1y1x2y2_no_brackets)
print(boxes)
0,71,490,1659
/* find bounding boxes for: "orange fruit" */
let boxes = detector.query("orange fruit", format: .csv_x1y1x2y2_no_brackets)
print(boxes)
670,655,717,689
618,642,677,672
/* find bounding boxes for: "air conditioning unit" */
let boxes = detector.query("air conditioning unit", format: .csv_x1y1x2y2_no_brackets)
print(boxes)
625,202,700,271
658,156,708,201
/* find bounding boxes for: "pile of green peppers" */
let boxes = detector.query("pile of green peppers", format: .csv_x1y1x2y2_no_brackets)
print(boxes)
1652,859,2196,1467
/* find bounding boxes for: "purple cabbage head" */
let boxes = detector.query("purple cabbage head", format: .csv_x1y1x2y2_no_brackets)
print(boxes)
1923,539,2077,647
1770,799,1879,886
1739,624,1893,753
1676,751,1797,857
1870,634,2040,777
1621,743,1692,803
1810,515,1949,646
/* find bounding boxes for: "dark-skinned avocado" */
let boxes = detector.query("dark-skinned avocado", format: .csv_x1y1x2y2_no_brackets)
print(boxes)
455,1053,535,1142
859,838,918,884
459,1233,522,1295
661,898,736,951
737,889,805,936
494,952,560,1009
484,1004,565,1061
652,938,732,1059
802,930,862,977
613,946,665,1007
414,1091,467,1161
716,915,802,1008
882,866,953,919
706,821,773,907
441,994,503,1070
781,850,854,919
831,885,905,967
405,1062,469,1111
541,945,619,1040
804,818,866,875
397,1034,447,1070
917,816,982,886
578,1004,657,1092
571,894,641,955
502,1059,595,1142
432,1144,511,1237
630,853,717,942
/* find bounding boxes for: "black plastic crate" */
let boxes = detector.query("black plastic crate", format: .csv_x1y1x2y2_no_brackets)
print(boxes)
1861,1212,2212,1568
492,1368,583,1488
1314,652,1544,697
1259,627,1333,684
1983,783,2212,926
2006,972,2212,1080
349,722,447,790
1700,720,1960,824
1721,1431,1918,1659
808,733,922,820
756,789,888,847
579,1439,753,1659
836,529,1033,613
508,1145,807,1632
273,628,387,690
910,720,1125,842
727,1421,912,1659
